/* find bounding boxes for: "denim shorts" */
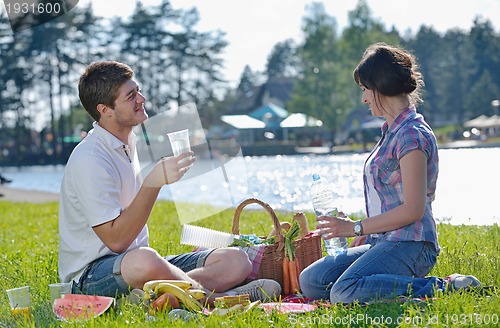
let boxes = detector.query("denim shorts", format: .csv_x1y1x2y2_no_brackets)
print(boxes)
72,249,215,297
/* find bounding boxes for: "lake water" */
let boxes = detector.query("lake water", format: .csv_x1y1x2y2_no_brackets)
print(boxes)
2,147,499,226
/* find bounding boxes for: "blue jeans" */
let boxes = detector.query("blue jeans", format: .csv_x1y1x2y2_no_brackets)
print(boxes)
73,249,214,298
299,239,446,303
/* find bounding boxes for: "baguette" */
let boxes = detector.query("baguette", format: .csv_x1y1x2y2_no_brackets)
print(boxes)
293,212,309,238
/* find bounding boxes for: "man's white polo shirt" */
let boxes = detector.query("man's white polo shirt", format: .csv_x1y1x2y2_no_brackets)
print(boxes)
58,122,148,283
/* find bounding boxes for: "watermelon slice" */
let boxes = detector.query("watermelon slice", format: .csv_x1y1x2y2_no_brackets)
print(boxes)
53,294,115,321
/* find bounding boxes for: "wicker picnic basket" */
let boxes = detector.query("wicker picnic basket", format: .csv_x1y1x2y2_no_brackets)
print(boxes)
232,198,323,291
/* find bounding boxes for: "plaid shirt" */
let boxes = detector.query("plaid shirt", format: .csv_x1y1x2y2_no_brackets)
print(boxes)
364,106,440,252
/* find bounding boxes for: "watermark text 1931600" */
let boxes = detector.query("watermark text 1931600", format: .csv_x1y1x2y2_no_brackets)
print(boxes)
2,0,79,33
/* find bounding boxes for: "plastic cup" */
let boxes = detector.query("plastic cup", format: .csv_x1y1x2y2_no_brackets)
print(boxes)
167,129,191,157
49,282,72,304
6,286,31,318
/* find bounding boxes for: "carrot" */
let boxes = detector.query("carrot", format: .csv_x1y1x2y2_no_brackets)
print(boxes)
294,258,301,292
283,221,301,295
288,258,300,294
295,257,301,276
283,257,290,295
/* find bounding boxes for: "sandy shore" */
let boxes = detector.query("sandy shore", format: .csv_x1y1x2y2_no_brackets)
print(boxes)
0,186,59,203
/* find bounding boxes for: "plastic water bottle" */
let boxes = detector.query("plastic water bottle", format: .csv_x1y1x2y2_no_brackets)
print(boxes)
309,173,348,256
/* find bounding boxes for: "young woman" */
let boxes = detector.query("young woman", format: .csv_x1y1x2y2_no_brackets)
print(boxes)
299,43,480,303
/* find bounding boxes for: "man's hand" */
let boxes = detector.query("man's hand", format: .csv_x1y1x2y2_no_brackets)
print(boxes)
143,152,195,187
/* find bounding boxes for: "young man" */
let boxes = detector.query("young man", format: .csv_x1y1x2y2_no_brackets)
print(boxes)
58,61,280,304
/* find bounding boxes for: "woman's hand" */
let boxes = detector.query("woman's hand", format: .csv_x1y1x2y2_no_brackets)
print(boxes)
350,235,367,247
143,151,195,187
316,212,354,239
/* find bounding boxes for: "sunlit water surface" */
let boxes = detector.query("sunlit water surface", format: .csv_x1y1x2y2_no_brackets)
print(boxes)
2,147,499,226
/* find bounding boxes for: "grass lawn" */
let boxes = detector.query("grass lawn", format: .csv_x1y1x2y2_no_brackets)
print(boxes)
0,200,498,327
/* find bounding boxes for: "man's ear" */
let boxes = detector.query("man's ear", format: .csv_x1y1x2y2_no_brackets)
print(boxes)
97,104,112,118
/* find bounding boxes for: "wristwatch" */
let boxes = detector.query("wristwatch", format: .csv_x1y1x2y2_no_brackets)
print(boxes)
354,220,364,236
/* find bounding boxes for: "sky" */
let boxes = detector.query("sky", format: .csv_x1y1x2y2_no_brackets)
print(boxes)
84,0,500,86
4,0,495,130
5,0,500,86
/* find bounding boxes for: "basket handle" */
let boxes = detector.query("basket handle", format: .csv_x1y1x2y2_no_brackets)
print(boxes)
232,198,285,251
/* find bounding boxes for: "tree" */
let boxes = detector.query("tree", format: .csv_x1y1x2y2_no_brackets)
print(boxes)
119,1,228,113
120,1,173,115
266,39,299,79
339,0,396,62
0,22,38,158
22,6,96,157
469,18,500,86
237,65,258,94
404,26,451,123
464,18,500,119
287,2,342,134
61,3,105,131
339,0,400,116
288,0,400,136
166,7,228,107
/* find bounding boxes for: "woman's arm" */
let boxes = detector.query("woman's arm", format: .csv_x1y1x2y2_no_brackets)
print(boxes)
318,149,427,238
361,149,427,234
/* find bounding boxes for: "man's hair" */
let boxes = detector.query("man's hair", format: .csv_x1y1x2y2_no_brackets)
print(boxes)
78,61,134,121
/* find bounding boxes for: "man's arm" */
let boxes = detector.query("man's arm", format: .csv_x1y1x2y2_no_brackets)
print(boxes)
93,153,195,253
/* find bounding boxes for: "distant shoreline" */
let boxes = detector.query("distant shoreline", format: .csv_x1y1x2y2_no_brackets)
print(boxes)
0,141,499,167
0,186,59,203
